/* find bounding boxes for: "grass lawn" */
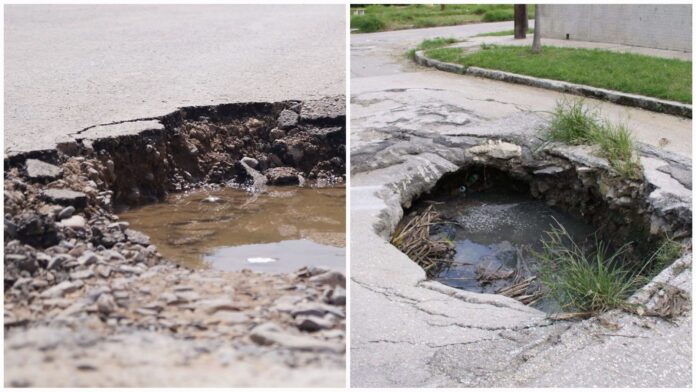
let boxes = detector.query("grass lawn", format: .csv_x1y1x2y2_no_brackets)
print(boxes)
350,4,534,33
424,45,692,103
475,28,534,37
406,37,461,60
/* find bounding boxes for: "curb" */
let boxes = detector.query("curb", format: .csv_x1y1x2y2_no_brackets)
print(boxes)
414,50,692,118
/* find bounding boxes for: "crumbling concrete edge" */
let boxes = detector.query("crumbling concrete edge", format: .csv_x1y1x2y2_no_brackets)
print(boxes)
413,50,692,118
360,132,692,313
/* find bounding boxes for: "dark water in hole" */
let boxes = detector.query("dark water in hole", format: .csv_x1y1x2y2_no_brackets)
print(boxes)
120,186,345,273
420,191,595,312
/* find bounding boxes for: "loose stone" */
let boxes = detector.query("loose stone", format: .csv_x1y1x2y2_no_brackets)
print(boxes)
250,322,343,353
277,109,299,129
211,310,249,325
265,167,302,185
58,215,87,230
296,315,333,332
197,298,238,315
57,206,75,220
309,271,346,288
78,252,99,266
25,159,63,183
96,293,116,314
70,269,94,280
124,229,150,246
40,280,83,298
40,189,88,209
95,265,112,278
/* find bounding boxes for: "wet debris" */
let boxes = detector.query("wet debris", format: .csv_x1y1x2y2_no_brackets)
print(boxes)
390,205,455,276
637,283,691,319
496,276,543,306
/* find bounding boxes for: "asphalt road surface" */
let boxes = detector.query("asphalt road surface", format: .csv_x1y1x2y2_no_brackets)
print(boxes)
4,5,345,155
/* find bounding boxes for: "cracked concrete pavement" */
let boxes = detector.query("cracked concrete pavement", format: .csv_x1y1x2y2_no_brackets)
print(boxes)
350,22,692,387
4,4,345,155
351,20,691,158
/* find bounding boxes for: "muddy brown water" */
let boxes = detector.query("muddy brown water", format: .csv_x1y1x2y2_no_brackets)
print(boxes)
119,186,345,273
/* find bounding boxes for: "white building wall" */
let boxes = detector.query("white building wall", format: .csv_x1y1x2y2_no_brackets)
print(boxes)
539,4,692,52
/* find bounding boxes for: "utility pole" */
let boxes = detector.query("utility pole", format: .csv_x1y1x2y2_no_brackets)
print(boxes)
514,5,528,39
532,5,541,53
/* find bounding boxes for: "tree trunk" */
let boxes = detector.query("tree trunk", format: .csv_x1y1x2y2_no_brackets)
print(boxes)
532,5,541,53
514,5,527,39
523,8,529,33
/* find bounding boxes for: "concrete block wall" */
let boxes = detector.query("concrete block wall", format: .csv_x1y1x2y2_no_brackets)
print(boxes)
538,4,692,52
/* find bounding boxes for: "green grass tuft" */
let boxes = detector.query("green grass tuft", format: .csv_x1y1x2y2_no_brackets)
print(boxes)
546,99,641,179
537,223,642,314
595,122,641,179
547,98,600,145
645,238,684,279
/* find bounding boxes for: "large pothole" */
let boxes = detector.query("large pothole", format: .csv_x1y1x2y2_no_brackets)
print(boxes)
5,97,345,274
392,140,691,315
3,96,346,386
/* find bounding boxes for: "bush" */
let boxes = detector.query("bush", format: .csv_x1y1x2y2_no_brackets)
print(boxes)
351,15,386,33
482,9,514,22
471,5,488,15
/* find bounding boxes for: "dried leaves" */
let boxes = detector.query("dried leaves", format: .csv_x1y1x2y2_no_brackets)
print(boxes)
390,206,455,276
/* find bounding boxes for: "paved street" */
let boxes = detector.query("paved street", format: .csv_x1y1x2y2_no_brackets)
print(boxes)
350,23,692,387
4,5,345,155
351,21,691,157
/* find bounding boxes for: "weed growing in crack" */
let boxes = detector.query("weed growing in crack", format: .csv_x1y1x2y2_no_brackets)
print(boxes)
536,222,643,314
546,99,642,179
537,222,685,316
547,98,600,144
595,122,641,179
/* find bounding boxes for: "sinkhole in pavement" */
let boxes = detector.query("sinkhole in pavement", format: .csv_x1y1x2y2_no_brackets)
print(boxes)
4,97,346,283
394,161,680,313
119,185,345,273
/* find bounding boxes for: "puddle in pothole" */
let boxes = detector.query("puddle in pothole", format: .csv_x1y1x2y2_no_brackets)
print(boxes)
119,186,345,273
411,180,596,313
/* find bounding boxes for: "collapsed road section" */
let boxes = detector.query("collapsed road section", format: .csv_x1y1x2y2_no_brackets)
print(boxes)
350,105,691,387
4,96,347,387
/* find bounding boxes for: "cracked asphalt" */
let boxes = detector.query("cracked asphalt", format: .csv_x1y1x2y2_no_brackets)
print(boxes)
4,4,345,155
350,22,692,387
